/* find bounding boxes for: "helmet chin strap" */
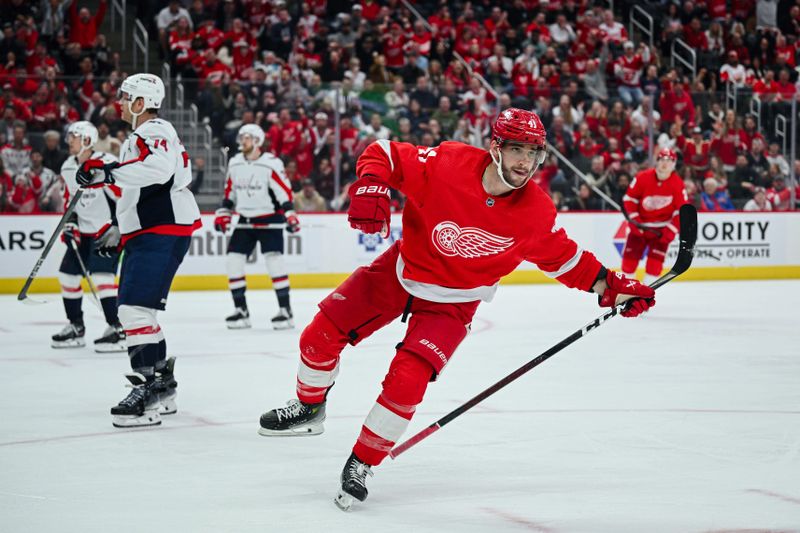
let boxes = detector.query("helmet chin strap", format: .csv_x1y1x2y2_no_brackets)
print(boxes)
127,99,145,130
490,146,533,190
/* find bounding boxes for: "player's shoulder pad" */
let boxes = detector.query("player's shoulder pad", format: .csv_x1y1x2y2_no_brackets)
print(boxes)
136,118,177,140
60,156,78,173
258,151,285,170
93,150,119,164
228,153,245,166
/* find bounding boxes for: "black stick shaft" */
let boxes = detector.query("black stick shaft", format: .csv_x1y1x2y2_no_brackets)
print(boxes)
17,190,84,301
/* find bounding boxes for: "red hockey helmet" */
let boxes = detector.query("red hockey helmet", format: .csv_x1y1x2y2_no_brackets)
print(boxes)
493,108,546,146
656,148,677,161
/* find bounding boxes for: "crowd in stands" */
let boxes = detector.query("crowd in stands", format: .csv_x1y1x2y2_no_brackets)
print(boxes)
3,0,800,214
0,0,131,213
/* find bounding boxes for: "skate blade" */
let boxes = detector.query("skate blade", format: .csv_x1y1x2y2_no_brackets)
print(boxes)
257,423,324,437
51,339,86,349
112,410,162,428
94,342,127,353
271,320,294,330
226,319,252,329
334,490,355,511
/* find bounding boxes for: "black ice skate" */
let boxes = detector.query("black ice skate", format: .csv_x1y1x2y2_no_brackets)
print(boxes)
51,322,86,348
271,307,293,330
154,357,178,415
110,373,162,428
334,453,374,511
93,322,126,353
225,307,251,329
258,399,325,436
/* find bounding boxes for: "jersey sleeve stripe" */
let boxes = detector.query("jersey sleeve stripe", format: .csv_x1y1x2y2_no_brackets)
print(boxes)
376,139,394,171
540,248,584,279
622,194,639,204
271,170,292,199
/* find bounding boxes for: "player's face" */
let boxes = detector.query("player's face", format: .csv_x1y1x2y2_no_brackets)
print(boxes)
656,157,675,177
499,142,542,187
67,133,82,155
239,134,254,154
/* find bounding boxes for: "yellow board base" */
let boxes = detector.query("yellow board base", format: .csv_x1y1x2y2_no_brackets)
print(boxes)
2,266,799,295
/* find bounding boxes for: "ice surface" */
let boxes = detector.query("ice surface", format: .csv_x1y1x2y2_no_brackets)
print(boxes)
1,281,799,532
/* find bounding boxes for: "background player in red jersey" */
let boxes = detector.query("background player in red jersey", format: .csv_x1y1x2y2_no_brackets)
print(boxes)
622,148,689,285
258,109,657,510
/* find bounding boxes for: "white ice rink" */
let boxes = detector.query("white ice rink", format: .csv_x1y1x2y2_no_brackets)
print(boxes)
1,280,799,533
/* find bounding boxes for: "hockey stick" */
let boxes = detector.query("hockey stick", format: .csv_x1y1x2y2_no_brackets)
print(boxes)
68,238,103,311
389,204,698,460
18,190,84,304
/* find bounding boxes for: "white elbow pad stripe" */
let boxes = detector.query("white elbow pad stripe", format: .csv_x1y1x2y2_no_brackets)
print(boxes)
363,402,410,442
376,139,394,172
541,248,584,279
297,360,339,388
667,223,678,234
623,195,639,204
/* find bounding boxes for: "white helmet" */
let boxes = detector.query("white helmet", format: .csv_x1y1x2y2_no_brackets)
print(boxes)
237,123,265,150
67,121,98,155
119,73,165,109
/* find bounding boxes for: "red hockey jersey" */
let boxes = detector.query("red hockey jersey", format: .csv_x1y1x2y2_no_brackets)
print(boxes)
623,168,687,232
356,141,603,302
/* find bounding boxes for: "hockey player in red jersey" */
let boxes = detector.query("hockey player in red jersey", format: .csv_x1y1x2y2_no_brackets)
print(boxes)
621,148,688,285
258,109,657,510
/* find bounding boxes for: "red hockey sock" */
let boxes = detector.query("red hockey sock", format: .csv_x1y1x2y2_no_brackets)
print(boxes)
295,312,349,404
353,350,434,466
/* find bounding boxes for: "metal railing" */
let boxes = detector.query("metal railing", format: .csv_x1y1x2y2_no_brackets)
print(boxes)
161,62,172,110
725,81,737,112
630,6,654,49
749,97,762,132
670,38,696,79
775,114,788,155
132,19,149,73
110,0,126,51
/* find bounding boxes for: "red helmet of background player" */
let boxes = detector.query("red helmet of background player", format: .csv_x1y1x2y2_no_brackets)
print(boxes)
657,148,677,161
492,108,547,150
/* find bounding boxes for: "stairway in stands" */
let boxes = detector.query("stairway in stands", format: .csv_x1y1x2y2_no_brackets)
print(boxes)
100,1,225,210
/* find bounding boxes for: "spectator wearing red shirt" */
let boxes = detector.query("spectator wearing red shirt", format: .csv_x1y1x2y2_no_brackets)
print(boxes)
195,17,225,50
683,18,709,50
774,35,796,68
359,0,381,21
711,110,743,172
68,0,107,49
659,83,695,126
7,172,39,213
739,115,765,152
614,41,650,106
683,126,712,174
197,49,232,89
767,176,791,211
382,23,406,71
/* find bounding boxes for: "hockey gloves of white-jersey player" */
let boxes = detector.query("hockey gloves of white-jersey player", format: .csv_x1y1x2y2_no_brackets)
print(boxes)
61,216,81,246
596,267,655,318
95,225,121,258
214,207,232,233
285,212,300,233
347,176,391,237
76,159,118,188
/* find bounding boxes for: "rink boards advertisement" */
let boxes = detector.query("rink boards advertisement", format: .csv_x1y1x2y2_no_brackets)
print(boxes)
1,212,799,293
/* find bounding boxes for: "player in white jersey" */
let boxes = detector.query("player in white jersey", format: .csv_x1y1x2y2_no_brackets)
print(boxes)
214,124,300,330
75,73,201,428
52,121,125,353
